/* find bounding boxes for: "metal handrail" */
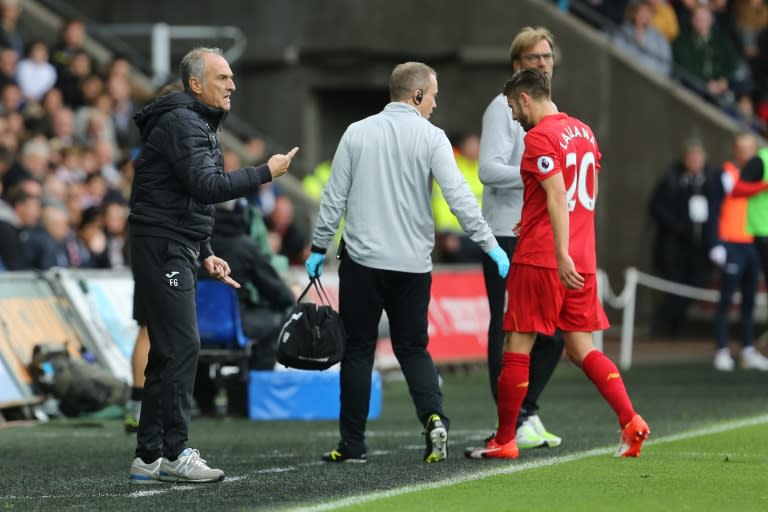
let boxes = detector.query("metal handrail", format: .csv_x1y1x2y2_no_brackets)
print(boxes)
97,23,247,87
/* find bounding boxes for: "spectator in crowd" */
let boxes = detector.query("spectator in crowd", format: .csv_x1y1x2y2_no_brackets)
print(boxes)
107,72,140,149
55,50,91,108
3,137,50,190
707,132,768,371
79,74,104,107
41,171,67,204
41,87,64,120
305,61,509,464
16,40,56,102
0,180,22,270
20,201,88,270
649,137,716,338
612,0,673,76
730,0,768,102
75,103,117,151
0,143,12,187
48,107,76,152
0,0,23,56
432,133,485,263
730,0,768,61
0,46,17,89
8,184,40,238
76,196,126,269
243,135,267,165
50,18,86,76
241,146,279,217
644,0,679,42
0,81,22,113
266,195,309,265
731,92,767,135
76,205,106,264
673,5,741,103
54,145,83,184
101,197,128,268
674,0,729,28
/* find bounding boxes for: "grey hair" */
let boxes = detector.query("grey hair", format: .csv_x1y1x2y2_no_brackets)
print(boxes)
180,47,223,93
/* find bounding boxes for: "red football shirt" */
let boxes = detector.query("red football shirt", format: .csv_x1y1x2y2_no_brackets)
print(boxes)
512,112,601,273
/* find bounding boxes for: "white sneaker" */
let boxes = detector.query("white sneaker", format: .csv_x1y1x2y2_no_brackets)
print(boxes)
740,347,768,371
515,419,547,449
527,415,562,448
159,448,224,483
714,349,735,372
129,457,161,484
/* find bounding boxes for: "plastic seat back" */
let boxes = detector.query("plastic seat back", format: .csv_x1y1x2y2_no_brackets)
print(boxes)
196,279,249,349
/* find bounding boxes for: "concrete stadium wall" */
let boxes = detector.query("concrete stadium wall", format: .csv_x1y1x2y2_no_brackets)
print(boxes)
71,0,742,320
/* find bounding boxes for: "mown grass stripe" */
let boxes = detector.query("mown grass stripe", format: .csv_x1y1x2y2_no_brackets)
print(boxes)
286,414,768,512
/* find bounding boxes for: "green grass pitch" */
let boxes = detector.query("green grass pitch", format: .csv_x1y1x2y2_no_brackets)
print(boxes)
1,359,767,511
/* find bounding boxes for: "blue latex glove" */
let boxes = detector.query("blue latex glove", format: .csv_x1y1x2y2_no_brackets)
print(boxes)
487,246,510,279
305,251,325,278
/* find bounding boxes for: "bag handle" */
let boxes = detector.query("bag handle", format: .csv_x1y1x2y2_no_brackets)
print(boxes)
296,277,333,306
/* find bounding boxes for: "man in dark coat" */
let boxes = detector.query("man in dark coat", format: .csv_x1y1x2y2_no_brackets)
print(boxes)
128,46,298,484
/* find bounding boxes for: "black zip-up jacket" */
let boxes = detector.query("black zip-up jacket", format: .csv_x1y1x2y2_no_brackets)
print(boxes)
129,91,272,259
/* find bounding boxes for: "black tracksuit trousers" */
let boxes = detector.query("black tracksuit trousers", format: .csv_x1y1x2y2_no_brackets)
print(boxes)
337,254,448,453
132,235,200,463
482,236,564,422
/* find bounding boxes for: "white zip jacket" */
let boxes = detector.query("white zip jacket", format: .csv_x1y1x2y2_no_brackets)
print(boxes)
478,93,526,237
312,102,498,273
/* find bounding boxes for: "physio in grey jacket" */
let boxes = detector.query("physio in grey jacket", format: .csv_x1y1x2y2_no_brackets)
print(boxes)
479,27,564,449
306,62,508,463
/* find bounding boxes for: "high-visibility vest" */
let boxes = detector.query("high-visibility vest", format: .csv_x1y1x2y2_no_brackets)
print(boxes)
719,161,752,243
432,152,483,232
746,148,768,236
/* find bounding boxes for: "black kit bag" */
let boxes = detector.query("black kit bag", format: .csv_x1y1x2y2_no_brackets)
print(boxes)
276,277,346,370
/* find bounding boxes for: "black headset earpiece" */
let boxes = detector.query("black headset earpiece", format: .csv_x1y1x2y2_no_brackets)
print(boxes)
414,90,423,105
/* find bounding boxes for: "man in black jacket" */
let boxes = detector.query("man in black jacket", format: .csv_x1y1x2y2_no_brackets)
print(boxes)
128,47,298,484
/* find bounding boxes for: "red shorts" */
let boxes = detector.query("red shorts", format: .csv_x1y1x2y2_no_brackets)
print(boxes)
503,264,609,335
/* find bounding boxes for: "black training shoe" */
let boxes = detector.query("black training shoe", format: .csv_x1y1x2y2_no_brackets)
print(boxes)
423,414,448,463
321,442,367,463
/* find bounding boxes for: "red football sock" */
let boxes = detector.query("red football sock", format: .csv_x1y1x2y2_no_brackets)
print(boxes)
582,350,635,427
496,352,530,445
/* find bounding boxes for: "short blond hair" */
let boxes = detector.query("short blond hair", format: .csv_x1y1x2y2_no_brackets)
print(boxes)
389,62,436,102
508,26,555,68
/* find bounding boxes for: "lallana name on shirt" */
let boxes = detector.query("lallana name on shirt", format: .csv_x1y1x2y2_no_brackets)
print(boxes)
559,124,595,150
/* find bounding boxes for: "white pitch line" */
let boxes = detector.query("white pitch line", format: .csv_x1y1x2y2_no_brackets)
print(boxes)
3,416,765,504
285,414,768,512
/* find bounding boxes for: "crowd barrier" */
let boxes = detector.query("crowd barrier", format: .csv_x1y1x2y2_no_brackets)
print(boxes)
597,267,766,370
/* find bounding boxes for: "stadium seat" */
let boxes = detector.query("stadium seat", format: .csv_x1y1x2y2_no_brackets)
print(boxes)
195,279,253,417
195,278,249,349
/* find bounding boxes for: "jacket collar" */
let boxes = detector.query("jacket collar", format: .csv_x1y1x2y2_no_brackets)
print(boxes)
384,102,422,117
186,93,228,130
